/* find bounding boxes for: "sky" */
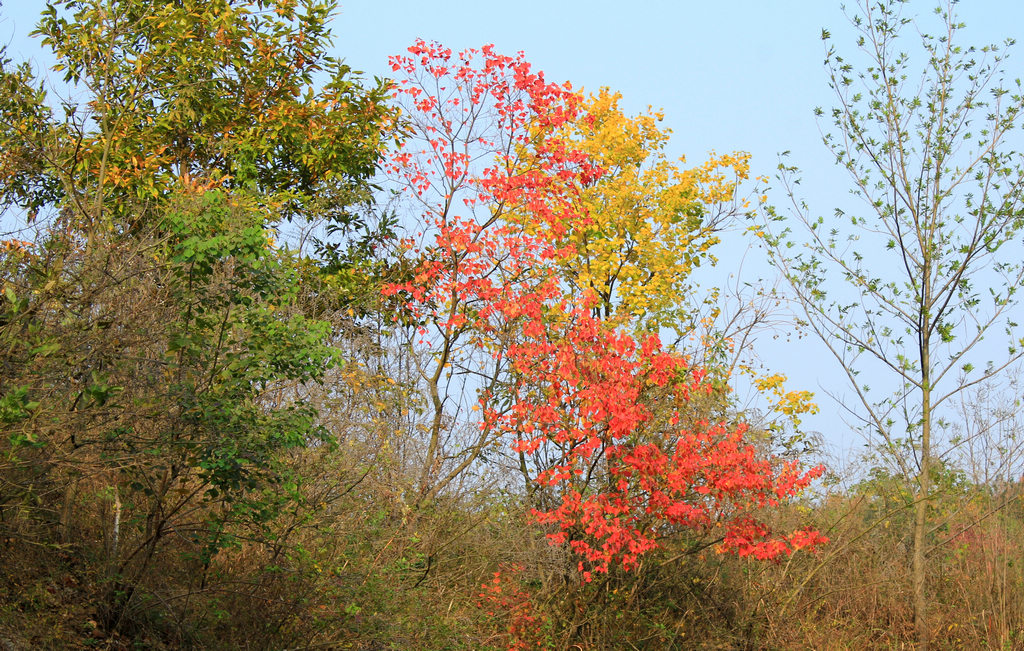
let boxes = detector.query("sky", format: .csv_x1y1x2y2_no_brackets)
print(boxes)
328,1,1024,464
4,1,1024,462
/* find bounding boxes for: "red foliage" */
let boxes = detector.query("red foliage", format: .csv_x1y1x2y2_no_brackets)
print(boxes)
383,40,826,581
478,565,545,651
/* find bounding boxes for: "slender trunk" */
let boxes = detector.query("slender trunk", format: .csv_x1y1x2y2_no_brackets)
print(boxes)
519,450,532,496
416,360,446,504
913,350,932,647
110,484,121,562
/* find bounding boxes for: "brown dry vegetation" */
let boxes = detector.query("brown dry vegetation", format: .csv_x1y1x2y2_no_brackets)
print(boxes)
3,1,1024,649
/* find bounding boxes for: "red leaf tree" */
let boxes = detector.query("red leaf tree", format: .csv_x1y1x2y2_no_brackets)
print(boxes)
383,40,825,579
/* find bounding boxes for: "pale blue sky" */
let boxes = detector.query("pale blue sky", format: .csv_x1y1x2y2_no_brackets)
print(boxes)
4,1,1024,458
327,1,1024,459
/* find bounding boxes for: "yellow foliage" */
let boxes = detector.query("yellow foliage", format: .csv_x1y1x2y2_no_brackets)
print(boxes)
516,88,752,332
751,371,819,427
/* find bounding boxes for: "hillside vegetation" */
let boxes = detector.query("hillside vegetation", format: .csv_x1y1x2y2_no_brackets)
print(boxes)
2,1,1023,649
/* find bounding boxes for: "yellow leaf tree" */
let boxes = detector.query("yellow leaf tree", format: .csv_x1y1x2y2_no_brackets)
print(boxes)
511,88,817,448
517,88,754,334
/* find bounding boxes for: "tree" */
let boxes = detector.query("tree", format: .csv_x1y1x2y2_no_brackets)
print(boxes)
519,88,754,334
761,1,1024,644
383,40,826,593
0,0,390,641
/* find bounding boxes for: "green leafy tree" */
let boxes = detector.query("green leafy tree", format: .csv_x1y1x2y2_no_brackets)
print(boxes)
761,1,1024,645
0,0,389,642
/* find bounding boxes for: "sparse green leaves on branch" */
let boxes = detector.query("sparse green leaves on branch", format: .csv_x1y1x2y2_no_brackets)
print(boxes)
760,1,1024,645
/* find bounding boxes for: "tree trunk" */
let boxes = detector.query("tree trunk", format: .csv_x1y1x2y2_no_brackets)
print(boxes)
913,355,932,647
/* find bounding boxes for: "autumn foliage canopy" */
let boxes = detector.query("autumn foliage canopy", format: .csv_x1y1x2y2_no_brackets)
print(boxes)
382,40,826,580
6,3,1024,648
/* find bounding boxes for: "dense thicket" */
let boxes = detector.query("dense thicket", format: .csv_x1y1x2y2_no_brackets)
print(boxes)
1,2,1022,650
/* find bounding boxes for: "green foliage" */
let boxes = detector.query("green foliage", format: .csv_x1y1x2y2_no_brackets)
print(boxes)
0,0,391,646
761,2,1024,643
4,1,1024,648
20,0,387,220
